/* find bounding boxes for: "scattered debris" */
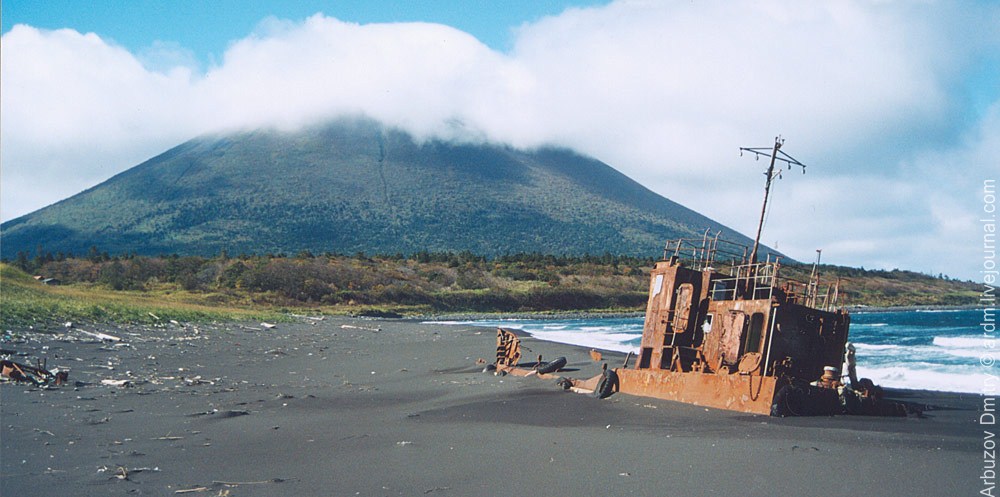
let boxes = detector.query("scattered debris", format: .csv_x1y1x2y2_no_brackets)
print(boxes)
101,379,134,388
175,487,211,494
1,358,68,386
535,355,567,374
98,465,159,480
212,478,287,486
78,329,122,342
182,376,212,386
340,324,381,332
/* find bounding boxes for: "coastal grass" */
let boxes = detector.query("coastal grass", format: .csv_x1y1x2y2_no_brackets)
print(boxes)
779,263,983,307
0,263,286,328
3,253,982,329
1,261,645,329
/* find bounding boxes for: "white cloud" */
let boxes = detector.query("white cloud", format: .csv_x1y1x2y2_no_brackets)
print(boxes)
137,40,200,75
1,25,199,219
2,1,998,280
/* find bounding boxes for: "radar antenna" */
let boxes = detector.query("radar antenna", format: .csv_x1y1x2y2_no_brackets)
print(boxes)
739,136,807,263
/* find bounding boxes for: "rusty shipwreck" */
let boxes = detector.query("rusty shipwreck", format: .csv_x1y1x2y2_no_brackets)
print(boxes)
492,138,907,417
495,234,906,417
611,234,882,416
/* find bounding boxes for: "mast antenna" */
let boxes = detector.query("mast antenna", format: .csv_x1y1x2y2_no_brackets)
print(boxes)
739,136,807,264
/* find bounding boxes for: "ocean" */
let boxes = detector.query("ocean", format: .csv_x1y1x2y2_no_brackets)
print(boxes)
429,308,991,394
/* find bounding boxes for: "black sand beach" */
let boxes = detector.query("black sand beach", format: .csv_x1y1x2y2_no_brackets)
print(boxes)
1,317,984,496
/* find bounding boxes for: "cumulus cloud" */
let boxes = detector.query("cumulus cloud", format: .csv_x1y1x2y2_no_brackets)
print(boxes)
2,0,997,279
1,25,199,219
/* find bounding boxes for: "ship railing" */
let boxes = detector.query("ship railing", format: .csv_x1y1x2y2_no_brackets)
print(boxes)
705,256,842,310
708,258,779,301
773,277,842,312
709,267,841,310
664,232,841,310
663,231,750,272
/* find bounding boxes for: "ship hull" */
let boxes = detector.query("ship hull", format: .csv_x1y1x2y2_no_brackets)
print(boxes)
616,368,781,415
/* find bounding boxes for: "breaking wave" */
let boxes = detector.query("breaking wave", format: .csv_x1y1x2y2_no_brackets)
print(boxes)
429,308,990,393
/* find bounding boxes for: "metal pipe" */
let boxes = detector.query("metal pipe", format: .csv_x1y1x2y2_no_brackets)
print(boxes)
762,305,779,376
808,249,822,307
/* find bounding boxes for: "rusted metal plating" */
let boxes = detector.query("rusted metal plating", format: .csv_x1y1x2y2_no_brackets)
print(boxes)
492,329,607,394
614,235,903,416
486,234,908,416
496,328,521,367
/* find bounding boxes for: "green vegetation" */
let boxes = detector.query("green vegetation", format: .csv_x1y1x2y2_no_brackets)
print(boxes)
3,252,650,322
0,117,753,262
6,117,964,328
779,263,982,307
1,251,981,329
0,263,286,328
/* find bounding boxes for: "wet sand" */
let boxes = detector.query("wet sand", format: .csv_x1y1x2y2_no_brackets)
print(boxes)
1,316,984,496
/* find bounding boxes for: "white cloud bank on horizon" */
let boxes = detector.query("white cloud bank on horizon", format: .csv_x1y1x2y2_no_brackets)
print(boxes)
2,0,998,280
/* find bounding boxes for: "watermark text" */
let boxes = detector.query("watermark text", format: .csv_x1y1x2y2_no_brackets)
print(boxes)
983,179,997,496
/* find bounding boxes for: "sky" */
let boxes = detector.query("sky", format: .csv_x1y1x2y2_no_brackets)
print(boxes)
1,0,998,281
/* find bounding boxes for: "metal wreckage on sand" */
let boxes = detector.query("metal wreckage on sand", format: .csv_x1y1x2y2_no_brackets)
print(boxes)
489,138,911,417
491,235,910,417
1,358,69,387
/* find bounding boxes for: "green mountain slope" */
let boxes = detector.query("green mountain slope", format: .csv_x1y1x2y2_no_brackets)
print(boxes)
1,118,759,259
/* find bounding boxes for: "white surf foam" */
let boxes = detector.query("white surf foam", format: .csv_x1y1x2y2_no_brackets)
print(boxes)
527,329,639,354
933,336,990,348
855,365,984,393
428,318,986,393
853,343,903,351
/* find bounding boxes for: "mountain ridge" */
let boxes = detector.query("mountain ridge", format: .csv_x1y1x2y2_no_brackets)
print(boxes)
1,117,764,260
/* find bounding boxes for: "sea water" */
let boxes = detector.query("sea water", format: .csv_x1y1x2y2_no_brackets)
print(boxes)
429,308,989,393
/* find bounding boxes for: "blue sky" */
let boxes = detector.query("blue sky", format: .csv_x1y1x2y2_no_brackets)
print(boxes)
2,0,607,57
1,1,998,281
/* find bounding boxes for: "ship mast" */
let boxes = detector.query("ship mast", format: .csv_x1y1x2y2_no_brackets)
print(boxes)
740,136,807,263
